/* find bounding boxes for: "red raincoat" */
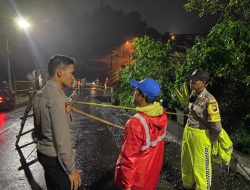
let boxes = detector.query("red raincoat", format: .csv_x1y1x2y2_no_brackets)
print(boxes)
115,109,168,190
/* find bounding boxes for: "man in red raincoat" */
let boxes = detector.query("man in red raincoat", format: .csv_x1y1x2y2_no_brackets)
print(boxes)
115,78,168,190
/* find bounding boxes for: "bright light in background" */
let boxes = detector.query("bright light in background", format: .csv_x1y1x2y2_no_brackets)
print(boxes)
170,35,176,41
15,17,31,30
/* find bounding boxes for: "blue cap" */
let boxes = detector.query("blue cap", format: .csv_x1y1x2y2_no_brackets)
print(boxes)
129,78,160,101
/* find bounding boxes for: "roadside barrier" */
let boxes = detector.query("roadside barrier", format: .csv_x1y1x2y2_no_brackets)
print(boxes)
15,89,33,92
14,80,34,95
80,87,105,92
83,83,111,89
15,80,34,83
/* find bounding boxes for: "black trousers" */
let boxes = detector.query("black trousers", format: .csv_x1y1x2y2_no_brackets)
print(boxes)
37,151,71,190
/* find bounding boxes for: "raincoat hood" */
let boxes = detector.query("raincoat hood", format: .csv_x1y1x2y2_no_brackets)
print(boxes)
135,102,167,129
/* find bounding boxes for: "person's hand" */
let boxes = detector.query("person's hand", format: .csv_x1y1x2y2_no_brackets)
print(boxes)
68,169,81,190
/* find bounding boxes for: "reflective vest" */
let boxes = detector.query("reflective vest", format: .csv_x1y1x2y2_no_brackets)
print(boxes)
134,114,167,151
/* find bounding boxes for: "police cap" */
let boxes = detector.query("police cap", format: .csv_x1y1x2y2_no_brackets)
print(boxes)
187,69,210,82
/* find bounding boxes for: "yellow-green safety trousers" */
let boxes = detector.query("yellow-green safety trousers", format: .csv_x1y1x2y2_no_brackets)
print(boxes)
181,125,212,190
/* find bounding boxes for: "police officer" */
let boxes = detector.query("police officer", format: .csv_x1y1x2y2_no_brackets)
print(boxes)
33,55,81,190
181,69,222,190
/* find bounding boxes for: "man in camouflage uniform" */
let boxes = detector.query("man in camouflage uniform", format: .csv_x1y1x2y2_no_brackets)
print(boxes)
181,69,222,190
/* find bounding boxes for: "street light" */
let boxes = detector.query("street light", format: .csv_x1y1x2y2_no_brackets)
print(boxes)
6,17,31,89
170,34,176,41
15,17,31,30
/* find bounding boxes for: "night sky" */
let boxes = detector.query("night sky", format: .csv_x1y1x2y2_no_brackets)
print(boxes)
106,0,218,34
0,0,218,82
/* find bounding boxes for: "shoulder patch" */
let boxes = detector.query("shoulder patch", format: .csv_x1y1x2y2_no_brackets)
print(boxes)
207,100,221,122
65,101,71,114
210,100,218,112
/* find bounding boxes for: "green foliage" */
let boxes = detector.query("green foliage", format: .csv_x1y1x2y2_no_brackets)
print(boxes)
184,0,250,21
118,36,180,110
174,82,190,113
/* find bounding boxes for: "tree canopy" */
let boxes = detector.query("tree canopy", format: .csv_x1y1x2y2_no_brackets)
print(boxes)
184,0,250,21
117,36,180,109
116,1,250,153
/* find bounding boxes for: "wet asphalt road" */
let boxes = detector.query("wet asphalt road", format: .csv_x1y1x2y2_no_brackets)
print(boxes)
0,105,45,190
0,89,250,190
0,89,120,190
72,89,120,189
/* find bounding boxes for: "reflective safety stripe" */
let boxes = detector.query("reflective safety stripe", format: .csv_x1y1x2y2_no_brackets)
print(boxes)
226,145,233,152
205,147,211,188
134,114,166,151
